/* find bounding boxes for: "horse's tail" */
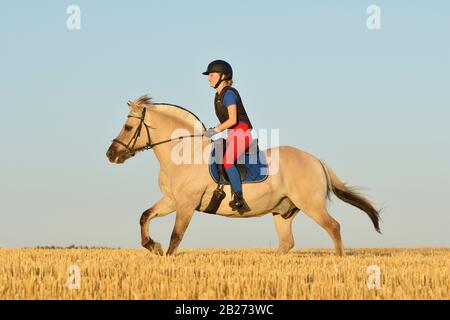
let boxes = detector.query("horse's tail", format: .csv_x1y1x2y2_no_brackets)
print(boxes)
319,160,381,233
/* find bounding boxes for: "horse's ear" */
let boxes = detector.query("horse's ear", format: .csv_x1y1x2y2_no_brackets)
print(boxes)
127,100,137,111
127,100,142,113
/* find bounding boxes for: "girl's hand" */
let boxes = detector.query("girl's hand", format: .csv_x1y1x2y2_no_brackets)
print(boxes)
204,128,217,138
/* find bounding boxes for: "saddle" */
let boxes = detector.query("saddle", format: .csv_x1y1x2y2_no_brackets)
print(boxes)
201,138,269,214
216,138,253,182
208,138,268,185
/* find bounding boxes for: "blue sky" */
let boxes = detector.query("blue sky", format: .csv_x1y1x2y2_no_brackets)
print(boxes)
1,1,449,248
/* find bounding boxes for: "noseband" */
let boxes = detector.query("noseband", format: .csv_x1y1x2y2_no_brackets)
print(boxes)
112,108,204,157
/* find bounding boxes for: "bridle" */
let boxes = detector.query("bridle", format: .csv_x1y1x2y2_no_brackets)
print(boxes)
112,108,204,157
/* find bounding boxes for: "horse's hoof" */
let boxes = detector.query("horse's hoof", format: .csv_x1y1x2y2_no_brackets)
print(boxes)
166,248,177,256
144,241,164,256
153,242,164,256
276,248,290,255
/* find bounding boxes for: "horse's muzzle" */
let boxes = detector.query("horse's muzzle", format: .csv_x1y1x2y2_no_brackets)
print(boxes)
106,147,114,160
106,144,131,164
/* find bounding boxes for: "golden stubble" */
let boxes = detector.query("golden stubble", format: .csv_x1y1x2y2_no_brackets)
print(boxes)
0,248,449,300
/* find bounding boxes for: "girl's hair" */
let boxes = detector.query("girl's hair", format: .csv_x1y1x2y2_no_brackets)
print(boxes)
224,79,233,86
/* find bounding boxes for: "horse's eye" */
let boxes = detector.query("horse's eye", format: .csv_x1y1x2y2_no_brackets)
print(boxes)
124,125,133,132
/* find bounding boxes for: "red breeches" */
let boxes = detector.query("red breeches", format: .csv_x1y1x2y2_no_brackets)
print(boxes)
223,122,252,169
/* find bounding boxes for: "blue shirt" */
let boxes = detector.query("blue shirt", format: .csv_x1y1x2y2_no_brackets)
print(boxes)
222,89,247,126
223,90,238,107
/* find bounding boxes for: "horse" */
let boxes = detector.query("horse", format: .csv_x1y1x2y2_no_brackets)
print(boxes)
106,95,381,256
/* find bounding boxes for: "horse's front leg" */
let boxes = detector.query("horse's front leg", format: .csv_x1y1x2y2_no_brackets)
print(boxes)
166,201,197,256
140,195,176,255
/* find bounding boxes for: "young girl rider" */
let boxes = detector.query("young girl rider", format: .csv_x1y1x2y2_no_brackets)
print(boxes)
203,60,253,214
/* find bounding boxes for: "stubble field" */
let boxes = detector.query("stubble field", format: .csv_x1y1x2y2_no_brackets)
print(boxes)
0,248,449,300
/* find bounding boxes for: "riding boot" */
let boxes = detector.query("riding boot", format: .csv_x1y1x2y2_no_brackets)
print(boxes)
229,191,251,214
224,166,251,213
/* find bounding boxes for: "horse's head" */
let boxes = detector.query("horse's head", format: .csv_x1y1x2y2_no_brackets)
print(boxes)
106,96,153,164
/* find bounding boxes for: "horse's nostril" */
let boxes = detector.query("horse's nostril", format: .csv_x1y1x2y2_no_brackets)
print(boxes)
106,148,115,159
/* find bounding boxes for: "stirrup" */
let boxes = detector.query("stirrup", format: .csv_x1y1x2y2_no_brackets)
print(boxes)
235,202,251,214
229,192,251,214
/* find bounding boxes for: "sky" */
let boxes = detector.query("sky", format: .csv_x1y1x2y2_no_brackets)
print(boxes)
1,1,449,249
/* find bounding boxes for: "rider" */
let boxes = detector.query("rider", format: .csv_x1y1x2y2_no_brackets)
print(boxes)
203,60,253,213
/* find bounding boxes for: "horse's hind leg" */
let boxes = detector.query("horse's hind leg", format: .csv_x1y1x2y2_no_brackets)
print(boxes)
272,211,298,254
140,195,176,255
303,205,344,256
290,192,344,256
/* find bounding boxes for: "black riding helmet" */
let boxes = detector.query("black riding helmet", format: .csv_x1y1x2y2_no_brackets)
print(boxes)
202,60,233,88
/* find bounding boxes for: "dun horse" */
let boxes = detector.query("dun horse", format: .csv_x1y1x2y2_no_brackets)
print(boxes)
106,96,380,256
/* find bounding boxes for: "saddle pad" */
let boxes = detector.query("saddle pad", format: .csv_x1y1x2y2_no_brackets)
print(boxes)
208,145,269,185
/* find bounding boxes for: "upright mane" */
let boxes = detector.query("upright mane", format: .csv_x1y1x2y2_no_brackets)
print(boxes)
128,95,154,109
130,95,207,131
136,95,154,107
